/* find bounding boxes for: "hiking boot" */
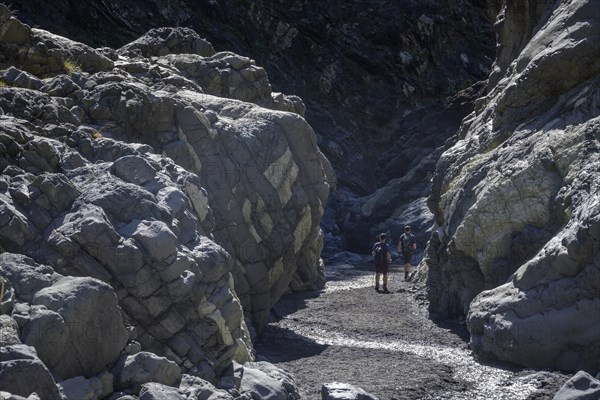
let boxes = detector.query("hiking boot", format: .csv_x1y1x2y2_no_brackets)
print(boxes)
382,286,390,293
375,285,379,291
404,272,409,281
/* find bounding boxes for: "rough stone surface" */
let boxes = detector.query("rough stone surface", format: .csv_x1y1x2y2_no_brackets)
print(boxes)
321,382,379,400
552,371,600,400
57,374,112,400
239,362,300,400
0,345,61,400
138,382,187,400
0,12,327,397
2,0,498,259
111,352,181,392
425,0,600,373
0,315,21,346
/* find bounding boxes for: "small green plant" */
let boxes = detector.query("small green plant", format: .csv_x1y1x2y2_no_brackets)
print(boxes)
63,57,81,75
0,80,7,88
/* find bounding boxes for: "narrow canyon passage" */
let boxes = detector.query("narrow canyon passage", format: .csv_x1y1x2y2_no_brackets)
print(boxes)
255,263,568,400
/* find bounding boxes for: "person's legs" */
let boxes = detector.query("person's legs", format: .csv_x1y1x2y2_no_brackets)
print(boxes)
375,271,380,290
383,274,388,291
403,252,411,280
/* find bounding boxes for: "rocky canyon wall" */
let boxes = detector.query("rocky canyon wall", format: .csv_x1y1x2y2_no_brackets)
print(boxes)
426,0,600,373
3,0,497,255
0,5,330,397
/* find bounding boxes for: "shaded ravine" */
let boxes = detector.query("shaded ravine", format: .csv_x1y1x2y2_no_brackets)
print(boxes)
255,263,569,399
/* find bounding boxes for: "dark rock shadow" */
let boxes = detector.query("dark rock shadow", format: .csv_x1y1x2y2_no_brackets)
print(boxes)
430,317,471,342
255,325,329,363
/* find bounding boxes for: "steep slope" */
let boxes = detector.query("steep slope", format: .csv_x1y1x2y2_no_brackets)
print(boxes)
4,0,496,253
425,0,600,373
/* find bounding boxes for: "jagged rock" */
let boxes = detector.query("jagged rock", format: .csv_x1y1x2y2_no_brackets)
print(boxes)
0,345,61,400
321,382,379,400
57,373,113,400
0,254,58,303
139,382,190,400
0,5,30,45
179,374,233,399
0,7,333,389
239,362,300,400
0,315,20,346
22,275,128,379
0,67,42,90
118,27,216,58
426,0,600,372
552,371,600,400
111,352,181,393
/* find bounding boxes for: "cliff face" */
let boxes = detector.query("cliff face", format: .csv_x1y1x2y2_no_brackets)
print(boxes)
426,0,600,373
0,5,331,394
4,0,496,253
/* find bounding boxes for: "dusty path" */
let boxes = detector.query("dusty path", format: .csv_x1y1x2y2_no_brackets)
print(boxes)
255,263,569,400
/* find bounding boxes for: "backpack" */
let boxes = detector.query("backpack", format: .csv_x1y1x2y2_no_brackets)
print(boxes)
401,234,413,252
374,243,388,264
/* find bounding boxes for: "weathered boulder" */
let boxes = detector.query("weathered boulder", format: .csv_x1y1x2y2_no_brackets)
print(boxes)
426,0,600,372
179,374,233,399
21,276,128,379
111,352,181,393
139,382,188,400
57,373,113,400
321,382,379,400
239,362,300,400
552,371,600,400
0,315,21,346
0,345,61,400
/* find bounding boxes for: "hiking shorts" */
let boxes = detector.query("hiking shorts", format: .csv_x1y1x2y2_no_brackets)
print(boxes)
402,252,414,265
375,262,389,274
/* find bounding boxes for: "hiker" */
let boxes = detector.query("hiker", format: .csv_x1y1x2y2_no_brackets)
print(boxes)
398,225,416,281
372,233,392,292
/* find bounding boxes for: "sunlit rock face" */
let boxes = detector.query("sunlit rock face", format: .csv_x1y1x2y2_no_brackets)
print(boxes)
0,7,333,390
425,0,600,372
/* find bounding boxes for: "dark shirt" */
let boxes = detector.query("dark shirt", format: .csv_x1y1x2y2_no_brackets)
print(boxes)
400,233,416,253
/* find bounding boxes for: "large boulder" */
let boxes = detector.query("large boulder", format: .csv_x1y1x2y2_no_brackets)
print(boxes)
426,0,600,372
552,371,600,400
111,352,181,393
23,276,128,379
239,362,300,400
0,345,61,400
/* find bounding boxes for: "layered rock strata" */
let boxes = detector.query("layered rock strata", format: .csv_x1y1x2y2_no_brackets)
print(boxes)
0,5,330,397
426,0,600,372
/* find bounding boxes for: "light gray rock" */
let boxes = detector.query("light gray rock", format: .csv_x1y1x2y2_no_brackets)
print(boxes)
57,375,107,400
0,315,21,346
112,352,181,392
179,374,233,400
239,362,300,400
26,276,128,379
426,0,600,373
553,371,600,400
0,67,43,90
112,155,158,185
0,345,61,400
0,254,57,303
139,382,187,400
321,383,379,400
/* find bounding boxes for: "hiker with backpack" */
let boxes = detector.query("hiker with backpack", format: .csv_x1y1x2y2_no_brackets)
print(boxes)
372,233,392,292
398,225,416,281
